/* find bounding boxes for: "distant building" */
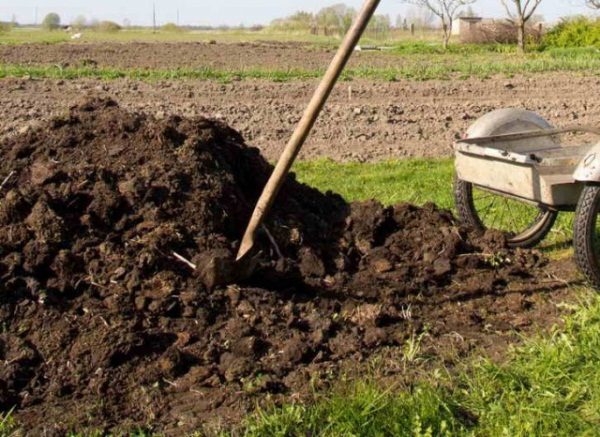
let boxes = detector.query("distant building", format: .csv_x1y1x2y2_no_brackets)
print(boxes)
452,16,483,37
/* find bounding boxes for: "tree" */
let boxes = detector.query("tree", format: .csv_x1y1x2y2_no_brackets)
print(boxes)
586,0,600,8
161,22,181,32
403,0,476,49
95,21,122,33
42,12,61,30
396,14,403,29
71,15,87,30
501,0,543,53
269,11,314,33
316,4,356,36
368,14,392,39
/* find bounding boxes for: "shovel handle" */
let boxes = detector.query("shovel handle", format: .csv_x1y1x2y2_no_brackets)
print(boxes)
236,0,381,261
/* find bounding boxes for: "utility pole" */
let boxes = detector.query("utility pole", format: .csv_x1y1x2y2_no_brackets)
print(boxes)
153,3,156,33
177,9,180,26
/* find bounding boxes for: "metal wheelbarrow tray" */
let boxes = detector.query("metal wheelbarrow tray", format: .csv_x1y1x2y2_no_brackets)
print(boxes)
453,108,600,288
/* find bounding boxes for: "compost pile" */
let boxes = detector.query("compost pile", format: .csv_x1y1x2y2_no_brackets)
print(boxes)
0,98,546,434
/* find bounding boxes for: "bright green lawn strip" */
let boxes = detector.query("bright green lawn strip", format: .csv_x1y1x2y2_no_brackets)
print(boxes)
294,159,455,207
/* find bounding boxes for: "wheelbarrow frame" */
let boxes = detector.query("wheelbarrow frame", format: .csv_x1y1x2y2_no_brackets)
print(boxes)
455,124,600,210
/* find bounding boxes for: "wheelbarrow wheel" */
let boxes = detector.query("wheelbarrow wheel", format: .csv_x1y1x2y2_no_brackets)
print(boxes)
574,185,600,289
454,107,559,248
454,176,557,248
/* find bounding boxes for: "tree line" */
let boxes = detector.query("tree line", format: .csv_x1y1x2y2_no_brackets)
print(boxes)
270,0,600,52
17,1,600,53
270,4,393,39
36,13,124,33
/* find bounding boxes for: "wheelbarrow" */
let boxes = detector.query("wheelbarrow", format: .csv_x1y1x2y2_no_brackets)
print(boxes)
453,108,600,287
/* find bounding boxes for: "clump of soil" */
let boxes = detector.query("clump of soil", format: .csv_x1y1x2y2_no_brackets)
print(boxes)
0,98,554,434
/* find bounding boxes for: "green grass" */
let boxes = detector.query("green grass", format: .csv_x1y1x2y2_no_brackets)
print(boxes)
0,64,322,82
294,159,455,206
0,28,335,46
244,292,600,436
245,382,464,436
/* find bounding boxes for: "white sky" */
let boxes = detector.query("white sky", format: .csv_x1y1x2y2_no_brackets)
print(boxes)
0,0,593,27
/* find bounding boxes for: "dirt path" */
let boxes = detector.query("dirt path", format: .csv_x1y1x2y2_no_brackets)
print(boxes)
1,73,599,162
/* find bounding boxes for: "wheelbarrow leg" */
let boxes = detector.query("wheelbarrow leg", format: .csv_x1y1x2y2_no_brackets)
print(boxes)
236,0,382,261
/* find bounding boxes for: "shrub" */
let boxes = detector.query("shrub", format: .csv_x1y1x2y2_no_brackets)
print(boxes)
542,16,600,48
161,22,181,32
0,22,12,33
95,20,121,33
42,13,61,31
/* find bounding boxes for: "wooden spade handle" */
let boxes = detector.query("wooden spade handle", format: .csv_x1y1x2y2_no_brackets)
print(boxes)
236,0,382,261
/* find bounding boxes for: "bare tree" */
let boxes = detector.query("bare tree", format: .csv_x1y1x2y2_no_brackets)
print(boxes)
501,0,543,53
404,0,476,49
586,0,600,8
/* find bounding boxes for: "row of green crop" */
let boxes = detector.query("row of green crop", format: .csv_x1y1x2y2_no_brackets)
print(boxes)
2,48,600,83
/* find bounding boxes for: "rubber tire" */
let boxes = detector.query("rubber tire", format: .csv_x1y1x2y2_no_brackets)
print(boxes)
574,185,600,289
454,176,557,248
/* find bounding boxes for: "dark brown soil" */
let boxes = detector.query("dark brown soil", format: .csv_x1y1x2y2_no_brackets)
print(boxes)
0,98,573,435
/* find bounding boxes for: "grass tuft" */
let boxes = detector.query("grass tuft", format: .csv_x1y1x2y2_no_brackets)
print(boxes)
244,381,465,436
0,411,15,437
